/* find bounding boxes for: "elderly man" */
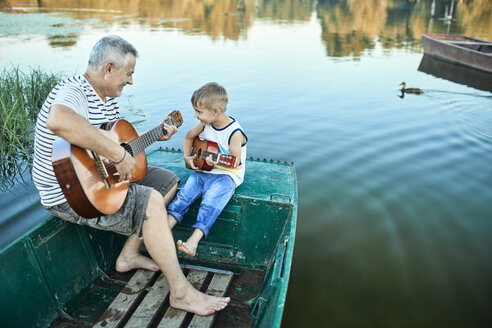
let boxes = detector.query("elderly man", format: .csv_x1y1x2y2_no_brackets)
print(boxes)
32,35,229,315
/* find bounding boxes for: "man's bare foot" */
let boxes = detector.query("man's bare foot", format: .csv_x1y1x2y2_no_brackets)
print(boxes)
177,240,198,257
170,285,230,315
116,253,159,272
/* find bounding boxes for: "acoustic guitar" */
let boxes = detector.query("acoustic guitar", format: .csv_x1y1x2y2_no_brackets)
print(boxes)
52,110,183,218
188,136,237,171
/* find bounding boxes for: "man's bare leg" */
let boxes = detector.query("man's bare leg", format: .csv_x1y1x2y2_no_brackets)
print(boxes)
143,190,230,315
177,228,204,257
116,234,159,272
116,182,178,273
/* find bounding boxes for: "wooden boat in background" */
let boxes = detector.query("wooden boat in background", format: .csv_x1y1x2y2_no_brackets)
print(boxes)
422,33,492,73
0,148,298,328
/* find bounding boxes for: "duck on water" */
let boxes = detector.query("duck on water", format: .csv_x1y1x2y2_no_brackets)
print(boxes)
399,82,423,98
399,82,424,94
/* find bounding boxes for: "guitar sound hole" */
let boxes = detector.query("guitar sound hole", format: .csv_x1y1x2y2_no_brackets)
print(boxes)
121,143,133,156
197,149,202,157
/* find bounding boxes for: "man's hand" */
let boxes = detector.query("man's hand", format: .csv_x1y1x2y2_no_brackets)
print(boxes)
113,148,135,182
158,116,178,141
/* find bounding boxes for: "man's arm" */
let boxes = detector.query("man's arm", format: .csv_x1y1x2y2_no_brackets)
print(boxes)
47,104,135,181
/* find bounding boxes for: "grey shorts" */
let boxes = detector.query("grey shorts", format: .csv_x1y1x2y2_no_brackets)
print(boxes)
45,166,180,237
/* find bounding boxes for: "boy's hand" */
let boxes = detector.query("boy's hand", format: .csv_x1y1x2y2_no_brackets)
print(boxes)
205,154,217,167
184,153,200,170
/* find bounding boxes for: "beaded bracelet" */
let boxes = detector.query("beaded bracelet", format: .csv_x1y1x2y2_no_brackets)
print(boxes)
113,148,126,164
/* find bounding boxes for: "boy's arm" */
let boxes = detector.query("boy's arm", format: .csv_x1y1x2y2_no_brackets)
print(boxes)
183,123,205,170
228,130,244,167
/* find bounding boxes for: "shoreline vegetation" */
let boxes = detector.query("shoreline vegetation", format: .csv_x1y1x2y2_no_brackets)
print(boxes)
0,66,61,191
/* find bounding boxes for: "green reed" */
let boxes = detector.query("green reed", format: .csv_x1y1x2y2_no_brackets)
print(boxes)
0,67,61,190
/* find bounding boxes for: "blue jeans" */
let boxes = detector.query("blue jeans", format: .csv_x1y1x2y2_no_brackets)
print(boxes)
168,172,236,238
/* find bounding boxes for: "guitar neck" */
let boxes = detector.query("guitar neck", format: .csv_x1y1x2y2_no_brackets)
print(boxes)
127,115,179,156
127,125,165,156
201,150,218,161
201,151,236,168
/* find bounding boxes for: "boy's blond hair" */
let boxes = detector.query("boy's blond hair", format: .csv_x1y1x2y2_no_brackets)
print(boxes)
191,82,228,112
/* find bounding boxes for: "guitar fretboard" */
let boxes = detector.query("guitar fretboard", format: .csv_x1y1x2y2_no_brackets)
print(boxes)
199,150,235,168
201,150,219,162
126,117,175,156
127,126,164,156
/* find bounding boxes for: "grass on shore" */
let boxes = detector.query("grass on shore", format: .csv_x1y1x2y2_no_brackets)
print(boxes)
0,66,61,190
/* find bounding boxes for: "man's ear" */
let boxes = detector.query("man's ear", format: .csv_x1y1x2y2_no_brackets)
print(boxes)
103,61,115,77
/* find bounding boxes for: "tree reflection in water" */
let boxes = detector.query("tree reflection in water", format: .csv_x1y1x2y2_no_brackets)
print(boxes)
1,0,490,57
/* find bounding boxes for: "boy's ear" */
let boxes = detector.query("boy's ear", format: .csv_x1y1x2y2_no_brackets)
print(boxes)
214,107,221,114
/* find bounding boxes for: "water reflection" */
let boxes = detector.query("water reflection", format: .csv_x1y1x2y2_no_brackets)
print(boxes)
316,0,492,58
1,0,256,41
1,0,491,55
418,54,492,93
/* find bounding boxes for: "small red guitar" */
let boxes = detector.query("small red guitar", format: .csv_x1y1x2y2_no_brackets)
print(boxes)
188,137,236,171
52,111,183,218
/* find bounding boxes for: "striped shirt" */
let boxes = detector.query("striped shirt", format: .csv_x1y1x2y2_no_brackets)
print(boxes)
202,117,247,186
32,75,120,207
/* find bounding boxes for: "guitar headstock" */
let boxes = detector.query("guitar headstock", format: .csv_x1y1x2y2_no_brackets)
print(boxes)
217,154,236,168
165,110,184,128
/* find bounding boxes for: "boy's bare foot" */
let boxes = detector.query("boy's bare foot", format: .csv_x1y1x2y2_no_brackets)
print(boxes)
177,240,198,257
170,284,230,315
116,253,160,272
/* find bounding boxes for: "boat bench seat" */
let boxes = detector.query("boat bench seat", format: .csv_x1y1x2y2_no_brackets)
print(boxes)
94,267,233,328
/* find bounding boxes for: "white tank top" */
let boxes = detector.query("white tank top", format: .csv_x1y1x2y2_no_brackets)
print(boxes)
202,117,247,186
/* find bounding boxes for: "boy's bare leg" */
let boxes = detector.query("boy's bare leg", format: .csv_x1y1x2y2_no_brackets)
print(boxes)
116,234,159,272
177,228,204,257
168,214,178,229
164,183,180,229
143,190,229,315
163,182,178,207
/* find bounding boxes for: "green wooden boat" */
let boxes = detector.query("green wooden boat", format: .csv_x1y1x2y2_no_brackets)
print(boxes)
0,148,297,328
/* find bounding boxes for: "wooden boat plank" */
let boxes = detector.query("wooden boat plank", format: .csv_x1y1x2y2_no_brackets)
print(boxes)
188,272,234,328
156,269,209,328
94,267,234,328
94,269,156,328
124,273,171,327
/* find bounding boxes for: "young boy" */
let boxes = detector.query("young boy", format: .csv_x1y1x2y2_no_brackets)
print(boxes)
167,82,248,256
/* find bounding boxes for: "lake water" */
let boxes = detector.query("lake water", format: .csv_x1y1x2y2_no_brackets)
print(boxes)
1,0,492,326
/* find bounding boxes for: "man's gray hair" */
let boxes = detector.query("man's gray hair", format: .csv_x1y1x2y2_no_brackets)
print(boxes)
88,35,138,70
